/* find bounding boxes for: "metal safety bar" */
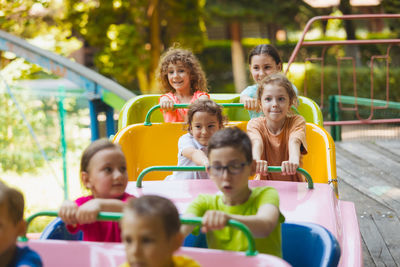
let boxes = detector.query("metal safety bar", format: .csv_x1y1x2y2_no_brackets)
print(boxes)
144,103,244,126
135,165,314,189
21,211,258,256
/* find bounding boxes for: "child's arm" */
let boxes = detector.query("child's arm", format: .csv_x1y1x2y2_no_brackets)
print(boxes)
180,213,197,237
182,147,209,166
201,204,280,238
240,94,259,111
251,139,269,176
281,137,301,175
159,95,175,111
59,200,79,225
75,199,127,224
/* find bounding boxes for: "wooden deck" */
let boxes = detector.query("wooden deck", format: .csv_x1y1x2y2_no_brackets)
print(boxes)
336,140,400,267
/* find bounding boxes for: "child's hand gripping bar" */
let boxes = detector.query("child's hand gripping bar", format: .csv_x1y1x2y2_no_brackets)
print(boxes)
144,103,300,126
144,103,244,126
20,211,124,242
21,211,258,256
180,217,258,256
135,166,314,189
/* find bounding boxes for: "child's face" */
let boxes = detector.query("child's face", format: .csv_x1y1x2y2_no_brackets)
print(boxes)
121,212,181,267
82,147,128,199
190,111,221,146
260,83,291,125
208,146,255,205
0,203,25,256
167,61,191,94
250,54,281,83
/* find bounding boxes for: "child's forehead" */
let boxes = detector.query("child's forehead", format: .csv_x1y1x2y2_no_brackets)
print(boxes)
262,83,288,95
209,146,246,160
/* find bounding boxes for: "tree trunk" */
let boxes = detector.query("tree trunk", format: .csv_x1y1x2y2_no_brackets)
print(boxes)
339,0,361,66
138,0,161,94
229,20,247,93
149,0,160,93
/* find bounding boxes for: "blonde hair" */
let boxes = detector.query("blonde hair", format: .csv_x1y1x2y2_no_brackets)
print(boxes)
257,73,297,109
156,47,208,94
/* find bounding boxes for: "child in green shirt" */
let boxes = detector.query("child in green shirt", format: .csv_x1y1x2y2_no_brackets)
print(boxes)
181,127,285,257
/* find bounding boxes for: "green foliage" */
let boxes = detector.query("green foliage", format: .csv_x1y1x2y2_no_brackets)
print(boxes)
0,88,56,173
64,0,207,91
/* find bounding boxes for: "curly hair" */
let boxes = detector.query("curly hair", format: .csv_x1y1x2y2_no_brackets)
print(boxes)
156,47,208,94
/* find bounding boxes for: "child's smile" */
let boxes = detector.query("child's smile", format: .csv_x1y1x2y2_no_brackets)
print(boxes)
260,84,290,133
167,61,191,94
190,111,220,146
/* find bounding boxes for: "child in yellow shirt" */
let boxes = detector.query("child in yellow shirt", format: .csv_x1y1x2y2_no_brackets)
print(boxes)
120,195,200,267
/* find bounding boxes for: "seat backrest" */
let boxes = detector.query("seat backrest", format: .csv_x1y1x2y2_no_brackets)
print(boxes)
40,217,82,240
114,121,336,186
282,222,341,267
118,94,323,129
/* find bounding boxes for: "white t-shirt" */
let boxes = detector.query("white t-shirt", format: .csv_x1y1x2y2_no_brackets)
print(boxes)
165,133,209,180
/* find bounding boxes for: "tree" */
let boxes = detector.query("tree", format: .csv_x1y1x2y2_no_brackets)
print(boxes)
205,0,310,93
64,0,206,93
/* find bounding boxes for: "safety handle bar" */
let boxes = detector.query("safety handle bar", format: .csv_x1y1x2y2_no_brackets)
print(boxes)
181,217,258,256
20,211,123,242
136,165,313,189
144,103,244,126
21,211,258,256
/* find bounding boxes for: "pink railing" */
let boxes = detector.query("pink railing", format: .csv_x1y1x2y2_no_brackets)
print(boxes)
285,14,400,126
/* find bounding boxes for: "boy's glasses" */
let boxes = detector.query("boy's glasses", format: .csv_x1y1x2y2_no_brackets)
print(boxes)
207,162,249,176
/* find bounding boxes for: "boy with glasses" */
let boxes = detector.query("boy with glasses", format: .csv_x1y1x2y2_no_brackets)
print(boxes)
181,127,285,257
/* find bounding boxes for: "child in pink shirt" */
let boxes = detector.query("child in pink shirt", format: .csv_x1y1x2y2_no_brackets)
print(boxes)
157,47,209,122
59,139,135,242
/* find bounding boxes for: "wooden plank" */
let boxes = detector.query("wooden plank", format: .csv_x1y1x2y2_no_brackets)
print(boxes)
375,140,400,158
336,147,400,212
337,141,400,188
372,212,400,264
358,213,396,267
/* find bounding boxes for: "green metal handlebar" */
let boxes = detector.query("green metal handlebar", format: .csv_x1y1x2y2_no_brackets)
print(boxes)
181,217,258,256
135,165,314,189
21,212,258,256
144,103,244,126
20,211,123,242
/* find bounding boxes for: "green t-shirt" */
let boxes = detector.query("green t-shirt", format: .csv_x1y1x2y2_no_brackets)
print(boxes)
186,186,285,257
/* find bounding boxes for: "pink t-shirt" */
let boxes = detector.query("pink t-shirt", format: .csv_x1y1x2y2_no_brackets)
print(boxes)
66,192,134,242
159,91,209,122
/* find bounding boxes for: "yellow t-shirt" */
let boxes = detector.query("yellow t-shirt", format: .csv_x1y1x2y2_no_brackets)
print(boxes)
119,255,200,267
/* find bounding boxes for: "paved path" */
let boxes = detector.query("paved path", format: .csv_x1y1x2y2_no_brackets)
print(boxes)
336,140,400,267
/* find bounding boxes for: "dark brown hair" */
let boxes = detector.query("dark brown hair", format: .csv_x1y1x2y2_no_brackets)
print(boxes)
187,99,225,132
248,44,282,67
0,181,24,225
124,195,180,238
257,73,297,108
157,47,208,94
208,127,252,163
